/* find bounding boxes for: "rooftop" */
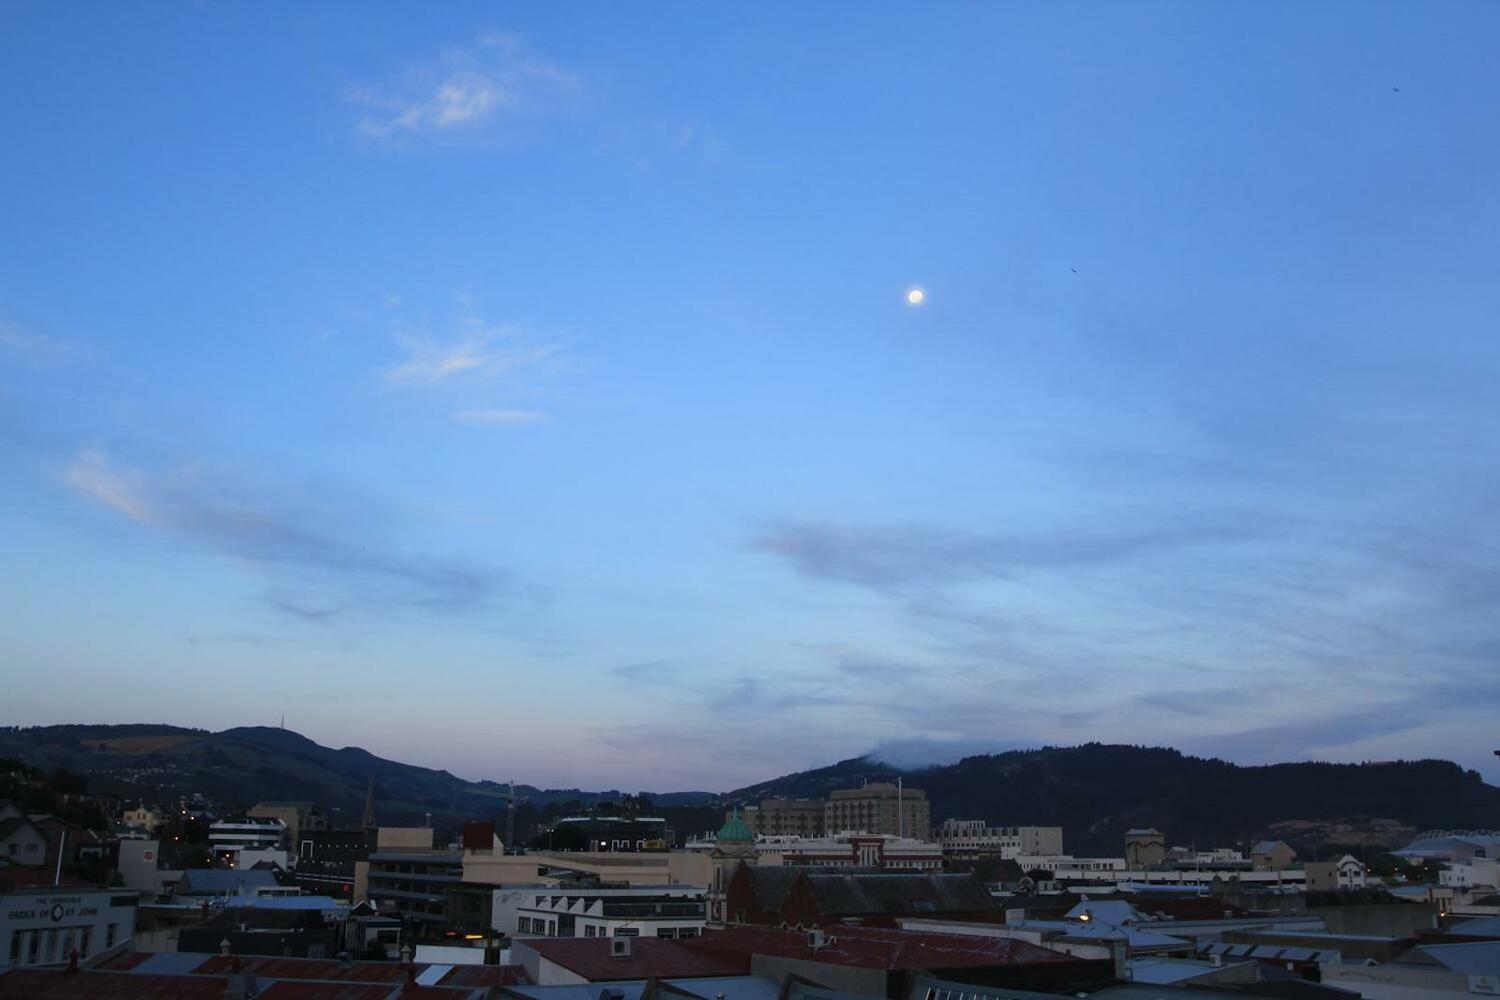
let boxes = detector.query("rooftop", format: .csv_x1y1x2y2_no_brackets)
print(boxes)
693,924,1076,971
0,951,530,998
517,937,750,982
795,870,997,916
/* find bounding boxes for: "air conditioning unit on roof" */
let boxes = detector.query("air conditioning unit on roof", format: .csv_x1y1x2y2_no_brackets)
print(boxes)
610,937,632,959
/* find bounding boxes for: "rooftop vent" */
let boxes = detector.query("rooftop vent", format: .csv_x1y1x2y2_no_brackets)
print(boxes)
610,937,633,959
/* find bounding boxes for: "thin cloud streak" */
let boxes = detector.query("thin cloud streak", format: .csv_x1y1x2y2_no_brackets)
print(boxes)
0,321,75,362
61,447,500,618
382,328,557,387
452,408,547,426
752,517,1254,591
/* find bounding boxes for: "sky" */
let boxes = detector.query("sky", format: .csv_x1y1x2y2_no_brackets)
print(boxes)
3,2,1499,792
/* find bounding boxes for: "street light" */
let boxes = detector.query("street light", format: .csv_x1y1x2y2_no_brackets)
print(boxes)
1077,909,1132,982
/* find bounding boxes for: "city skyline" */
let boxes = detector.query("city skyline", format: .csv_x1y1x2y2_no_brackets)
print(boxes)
3,3,1499,790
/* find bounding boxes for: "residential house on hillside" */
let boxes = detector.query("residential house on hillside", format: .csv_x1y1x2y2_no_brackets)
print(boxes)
1304,855,1367,892
0,817,47,867
120,804,162,833
1250,841,1297,872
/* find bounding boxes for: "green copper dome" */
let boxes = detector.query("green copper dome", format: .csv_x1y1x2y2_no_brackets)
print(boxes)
717,807,755,843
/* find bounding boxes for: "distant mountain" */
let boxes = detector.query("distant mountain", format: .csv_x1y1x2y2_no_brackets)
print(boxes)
728,744,1500,854
8,726,1497,855
0,724,716,834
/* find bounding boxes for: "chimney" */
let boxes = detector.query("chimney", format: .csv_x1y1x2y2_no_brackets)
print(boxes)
221,972,258,1000
1108,939,1128,981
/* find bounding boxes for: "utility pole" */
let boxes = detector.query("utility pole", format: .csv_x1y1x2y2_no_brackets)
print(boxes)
505,781,517,854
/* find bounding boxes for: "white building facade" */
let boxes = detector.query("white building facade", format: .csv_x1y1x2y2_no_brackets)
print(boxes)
938,821,1063,860
2,886,138,969
208,817,286,865
493,885,706,940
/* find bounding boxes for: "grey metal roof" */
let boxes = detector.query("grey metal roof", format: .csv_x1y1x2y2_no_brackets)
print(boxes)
174,869,279,894
906,974,1064,1000
1127,957,1246,985
1404,941,1500,975
132,952,217,975
1449,915,1500,936
505,976,778,1000
800,872,996,916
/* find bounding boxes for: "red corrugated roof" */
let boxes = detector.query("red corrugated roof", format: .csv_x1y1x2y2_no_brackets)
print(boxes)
192,955,410,983
254,984,396,1000
0,958,525,998
96,951,157,971
689,925,1074,971
519,938,751,981
0,869,101,891
438,964,529,987
0,969,225,998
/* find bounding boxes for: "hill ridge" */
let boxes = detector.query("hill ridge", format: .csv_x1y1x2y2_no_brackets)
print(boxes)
3,725,1496,852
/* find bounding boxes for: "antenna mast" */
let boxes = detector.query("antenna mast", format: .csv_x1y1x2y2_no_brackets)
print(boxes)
506,781,517,853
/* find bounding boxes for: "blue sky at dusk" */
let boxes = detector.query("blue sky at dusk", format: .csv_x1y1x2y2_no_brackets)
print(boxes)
3,2,1499,790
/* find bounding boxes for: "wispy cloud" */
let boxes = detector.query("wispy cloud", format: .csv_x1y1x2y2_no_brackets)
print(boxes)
866,737,1038,770
452,408,547,426
383,326,557,388
753,516,1250,591
353,34,579,142
61,447,499,619
609,660,684,684
63,448,152,522
0,321,75,362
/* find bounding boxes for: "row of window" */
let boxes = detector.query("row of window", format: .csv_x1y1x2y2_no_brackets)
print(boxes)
6,924,118,967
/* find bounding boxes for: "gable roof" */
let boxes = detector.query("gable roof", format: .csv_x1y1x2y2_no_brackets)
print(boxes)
0,816,44,842
174,868,279,895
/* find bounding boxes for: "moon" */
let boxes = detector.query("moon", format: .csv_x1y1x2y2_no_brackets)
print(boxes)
906,287,926,306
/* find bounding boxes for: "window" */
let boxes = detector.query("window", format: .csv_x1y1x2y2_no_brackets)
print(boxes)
79,927,91,957
9,931,21,965
27,932,40,965
105,924,118,949
615,927,639,937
